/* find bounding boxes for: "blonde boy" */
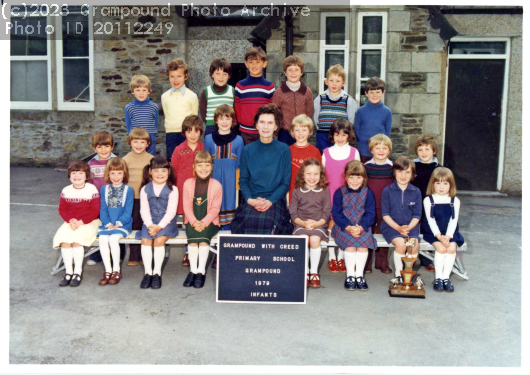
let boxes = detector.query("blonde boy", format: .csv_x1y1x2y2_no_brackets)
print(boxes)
313,64,357,153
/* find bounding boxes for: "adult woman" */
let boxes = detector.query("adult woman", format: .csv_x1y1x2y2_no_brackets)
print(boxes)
231,104,293,235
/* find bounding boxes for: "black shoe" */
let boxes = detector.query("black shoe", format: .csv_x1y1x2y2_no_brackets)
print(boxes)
193,273,205,288
140,274,152,289
59,274,72,287
356,276,368,291
344,276,356,291
183,272,196,287
151,274,162,289
69,274,82,287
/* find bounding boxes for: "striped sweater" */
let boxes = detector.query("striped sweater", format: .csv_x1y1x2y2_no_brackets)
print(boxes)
124,97,159,134
234,75,275,134
199,84,235,127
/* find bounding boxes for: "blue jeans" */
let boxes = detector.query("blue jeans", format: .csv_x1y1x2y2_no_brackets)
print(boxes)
147,133,157,156
166,132,186,160
278,129,296,146
316,132,333,154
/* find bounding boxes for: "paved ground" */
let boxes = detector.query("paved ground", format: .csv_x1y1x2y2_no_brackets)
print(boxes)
9,167,523,371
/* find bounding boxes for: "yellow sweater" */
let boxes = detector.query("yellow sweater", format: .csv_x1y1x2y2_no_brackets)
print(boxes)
161,87,199,133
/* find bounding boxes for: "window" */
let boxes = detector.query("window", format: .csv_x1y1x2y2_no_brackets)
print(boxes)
355,12,387,106
10,5,94,111
319,13,350,94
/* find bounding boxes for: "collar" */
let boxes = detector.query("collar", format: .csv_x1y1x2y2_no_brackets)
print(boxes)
365,157,393,166
133,97,151,105
281,80,307,95
390,181,416,191
300,186,323,193
169,85,187,95
413,156,439,165
324,89,347,100
91,152,117,161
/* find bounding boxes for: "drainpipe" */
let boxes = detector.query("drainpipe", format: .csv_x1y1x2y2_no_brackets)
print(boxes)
285,11,293,57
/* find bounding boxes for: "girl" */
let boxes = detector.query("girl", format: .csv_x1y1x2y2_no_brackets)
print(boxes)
322,118,360,273
331,161,376,291
422,167,464,293
53,161,101,287
136,156,179,289
289,158,331,288
182,151,223,288
380,156,423,284
171,115,205,267
97,158,134,286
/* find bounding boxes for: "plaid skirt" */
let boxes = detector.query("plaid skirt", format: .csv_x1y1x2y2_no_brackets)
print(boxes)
231,200,293,235
331,225,376,250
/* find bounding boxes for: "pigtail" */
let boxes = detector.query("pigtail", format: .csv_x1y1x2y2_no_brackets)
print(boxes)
166,164,177,189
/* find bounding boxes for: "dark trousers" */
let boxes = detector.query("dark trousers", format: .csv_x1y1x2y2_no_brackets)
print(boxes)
147,133,157,156
365,213,390,270
129,198,143,262
241,131,259,145
360,154,372,164
278,129,296,146
166,132,186,161
316,132,333,153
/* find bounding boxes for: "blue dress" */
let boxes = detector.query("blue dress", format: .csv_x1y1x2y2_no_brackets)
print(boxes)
380,182,422,243
135,182,179,239
97,184,134,238
421,196,465,247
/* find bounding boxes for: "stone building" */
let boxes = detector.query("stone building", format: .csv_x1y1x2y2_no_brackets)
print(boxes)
9,5,522,194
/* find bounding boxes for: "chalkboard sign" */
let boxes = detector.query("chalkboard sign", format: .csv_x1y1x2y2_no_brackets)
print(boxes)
216,234,307,304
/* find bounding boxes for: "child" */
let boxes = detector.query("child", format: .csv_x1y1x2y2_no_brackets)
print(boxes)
422,167,464,293
313,64,357,153
161,58,199,160
125,74,159,156
199,58,235,138
136,156,179,289
288,114,322,201
322,118,360,273
182,151,223,288
411,134,443,272
331,160,376,291
234,46,275,145
171,115,205,266
289,158,332,288
354,77,392,163
123,127,154,266
53,161,101,287
380,156,422,283
97,158,134,285
363,134,394,274
272,55,314,146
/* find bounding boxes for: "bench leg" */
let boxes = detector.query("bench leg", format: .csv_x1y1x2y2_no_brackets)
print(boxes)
419,250,469,280
209,246,218,254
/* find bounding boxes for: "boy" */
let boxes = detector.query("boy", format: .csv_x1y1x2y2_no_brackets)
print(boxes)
125,74,159,156
234,47,275,145
363,134,394,274
313,64,357,153
354,77,392,163
272,55,314,146
123,127,154,266
411,134,442,272
199,57,234,138
161,58,199,160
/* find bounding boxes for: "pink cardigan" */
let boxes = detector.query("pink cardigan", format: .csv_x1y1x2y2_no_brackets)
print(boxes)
182,177,223,227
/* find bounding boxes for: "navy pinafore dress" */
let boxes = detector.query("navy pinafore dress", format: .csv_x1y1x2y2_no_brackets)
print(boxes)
135,182,179,239
421,196,464,247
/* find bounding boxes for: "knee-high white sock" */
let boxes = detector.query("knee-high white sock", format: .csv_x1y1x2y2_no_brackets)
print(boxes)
109,235,121,272
310,247,321,275
198,246,209,274
344,251,356,277
61,247,74,275
443,252,456,279
355,252,369,278
434,251,445,279
141,245,153,275
328,247,336,261
394,252,404,277
338,248,345,261
72,246,84,275
98,236,112,273
188,246,199,273
153,246,165,275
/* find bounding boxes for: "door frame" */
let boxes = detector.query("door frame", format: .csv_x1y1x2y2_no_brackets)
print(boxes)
442,36,511,191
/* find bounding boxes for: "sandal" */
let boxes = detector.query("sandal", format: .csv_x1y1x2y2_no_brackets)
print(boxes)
59,273,72,287
99,272,112,286
108,271,122,285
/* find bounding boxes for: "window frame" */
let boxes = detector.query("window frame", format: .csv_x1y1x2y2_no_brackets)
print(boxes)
319,12,350,94
355,11,388,106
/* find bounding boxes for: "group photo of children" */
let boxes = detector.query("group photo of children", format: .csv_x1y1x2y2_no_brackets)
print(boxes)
53,46,464,295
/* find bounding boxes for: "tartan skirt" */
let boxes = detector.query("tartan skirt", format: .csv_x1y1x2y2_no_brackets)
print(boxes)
231,199,293,235
331,225,377,250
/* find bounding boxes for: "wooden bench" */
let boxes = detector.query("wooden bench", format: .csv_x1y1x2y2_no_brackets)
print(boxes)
51,231,468,280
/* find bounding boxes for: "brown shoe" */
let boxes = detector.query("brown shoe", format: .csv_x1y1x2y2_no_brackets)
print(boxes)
309,273,321,288
99,272,112,286
108,271,121,285
182,253,190,266
425,264,436,272
127,261,138,267
337,259,347,273
376,266,393,274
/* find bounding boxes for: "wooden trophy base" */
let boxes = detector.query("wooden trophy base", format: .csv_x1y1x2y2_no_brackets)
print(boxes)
388,285,426,298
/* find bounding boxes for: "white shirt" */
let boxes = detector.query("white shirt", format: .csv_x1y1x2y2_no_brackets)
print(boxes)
423,194,460,238
322,143,360,166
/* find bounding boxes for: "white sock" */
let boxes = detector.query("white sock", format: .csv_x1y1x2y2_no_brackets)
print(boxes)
98,236,112,273
61,247,74,275
344,251,356,277
338,248,345,261
109,235,121,272
141,245,153,275
434,251,445,279
72,246,84,275
394,252,404,277
305,247,310,279
153,246,165,275
328,247,336,261
188,246,199,273
197,246,209,274
310,247,321,275
355,252,369,278
443,252,456,279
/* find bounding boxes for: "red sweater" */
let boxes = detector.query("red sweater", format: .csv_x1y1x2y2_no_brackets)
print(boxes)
288,143,322,200
272,81,314,130
58,183,101,223
171,141,205,215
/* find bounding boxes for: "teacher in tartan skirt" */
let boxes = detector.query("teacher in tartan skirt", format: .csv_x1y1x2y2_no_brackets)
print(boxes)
231,104,293,235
